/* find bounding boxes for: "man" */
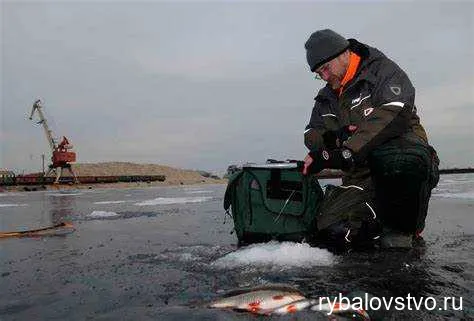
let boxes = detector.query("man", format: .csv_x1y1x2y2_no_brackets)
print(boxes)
302,29,439,249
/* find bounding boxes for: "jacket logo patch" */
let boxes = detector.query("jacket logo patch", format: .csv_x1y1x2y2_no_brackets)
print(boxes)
390,85,401,95
352,94,362,104
348,125,358,132
350,94,372,110
364,107,374,117
322,150,330,160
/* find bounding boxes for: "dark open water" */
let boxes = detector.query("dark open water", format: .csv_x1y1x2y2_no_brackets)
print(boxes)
0,174,473,320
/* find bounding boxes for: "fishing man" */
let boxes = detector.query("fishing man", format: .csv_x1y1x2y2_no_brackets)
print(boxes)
302,29,439,248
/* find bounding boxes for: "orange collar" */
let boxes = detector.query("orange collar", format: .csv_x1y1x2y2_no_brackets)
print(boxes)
338,52,361,96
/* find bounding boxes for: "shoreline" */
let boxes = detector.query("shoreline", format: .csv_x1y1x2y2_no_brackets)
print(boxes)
1,177,227,193
3,165,472,193
1,162,228,192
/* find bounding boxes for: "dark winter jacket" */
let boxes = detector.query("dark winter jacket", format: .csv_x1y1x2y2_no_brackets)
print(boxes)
304,39,429,164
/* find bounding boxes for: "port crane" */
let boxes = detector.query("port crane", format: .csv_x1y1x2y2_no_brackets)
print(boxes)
29,99,79,184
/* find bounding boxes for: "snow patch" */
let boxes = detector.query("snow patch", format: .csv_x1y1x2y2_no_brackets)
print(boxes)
93,200,128,204
135,196,212,206
212,241,336,268
87,211,120,218
0,203,28,208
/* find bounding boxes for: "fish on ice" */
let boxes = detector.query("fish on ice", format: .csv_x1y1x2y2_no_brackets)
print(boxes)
209,284,306,315
209,284,371,319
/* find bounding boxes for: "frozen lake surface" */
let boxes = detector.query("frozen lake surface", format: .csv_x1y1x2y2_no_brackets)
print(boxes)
0,174,473,320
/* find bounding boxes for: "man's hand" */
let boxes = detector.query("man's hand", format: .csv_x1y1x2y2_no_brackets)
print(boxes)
302,149,328,175
302,148,354,175
302,153,316,175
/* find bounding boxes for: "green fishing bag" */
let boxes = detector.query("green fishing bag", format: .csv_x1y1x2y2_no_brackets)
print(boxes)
223,162,324,245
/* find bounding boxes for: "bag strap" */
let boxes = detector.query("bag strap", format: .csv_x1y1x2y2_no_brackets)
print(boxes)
223,170,244,210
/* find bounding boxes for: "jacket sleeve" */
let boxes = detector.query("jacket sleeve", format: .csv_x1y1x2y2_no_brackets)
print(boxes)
343,60,415,161
304,100,327,151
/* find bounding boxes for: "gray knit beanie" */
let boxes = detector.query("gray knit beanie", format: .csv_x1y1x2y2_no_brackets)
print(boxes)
305,29,350,72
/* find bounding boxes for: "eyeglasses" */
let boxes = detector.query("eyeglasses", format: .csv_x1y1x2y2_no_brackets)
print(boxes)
314,61,332,80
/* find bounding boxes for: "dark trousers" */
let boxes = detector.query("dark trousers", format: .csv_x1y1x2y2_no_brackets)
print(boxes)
316,142,439,250
363,141,439,235
371,173,434,234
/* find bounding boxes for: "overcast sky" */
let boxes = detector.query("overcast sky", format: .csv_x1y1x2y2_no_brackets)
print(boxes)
1,1,473,173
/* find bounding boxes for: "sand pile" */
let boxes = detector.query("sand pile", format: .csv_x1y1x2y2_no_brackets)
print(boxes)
67,162,224,185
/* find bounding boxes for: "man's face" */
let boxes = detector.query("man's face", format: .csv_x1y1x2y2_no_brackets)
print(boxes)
315,53,348,90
